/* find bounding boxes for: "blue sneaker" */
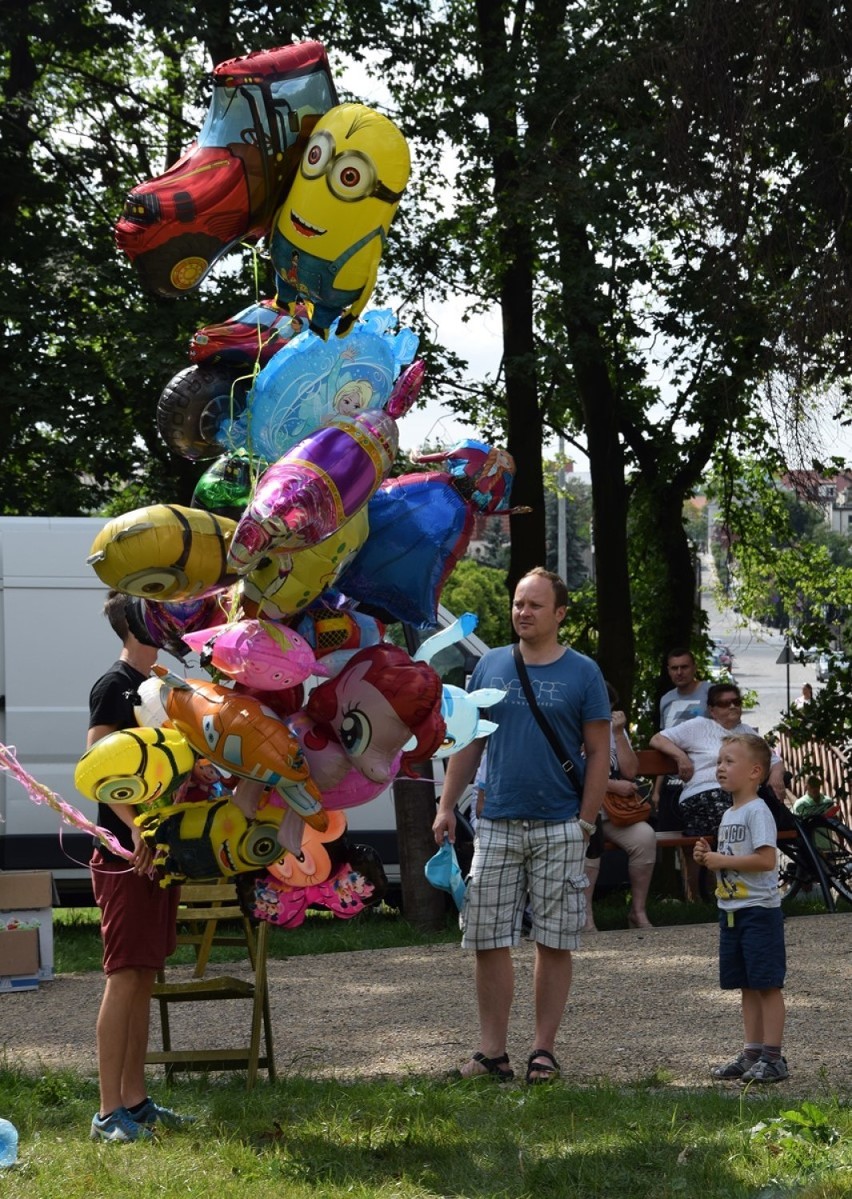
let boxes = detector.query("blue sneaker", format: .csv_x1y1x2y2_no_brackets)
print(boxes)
131,1098,196,1131
90,1107,153,1143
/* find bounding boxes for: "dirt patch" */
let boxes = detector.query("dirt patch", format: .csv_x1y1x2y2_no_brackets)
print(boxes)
3,915,850,1095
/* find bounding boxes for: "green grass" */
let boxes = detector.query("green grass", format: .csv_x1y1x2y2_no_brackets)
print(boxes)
0,1065,850,1198
12,895,852,1196
53,890,847,973
52,903,464,974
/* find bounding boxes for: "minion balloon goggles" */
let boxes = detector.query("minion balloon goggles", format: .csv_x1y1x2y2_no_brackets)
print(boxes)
300,131,404,204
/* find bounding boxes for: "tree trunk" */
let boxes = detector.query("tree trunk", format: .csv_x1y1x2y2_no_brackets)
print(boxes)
393,777,447,931
555,209,635,708
476,0,547,602
639,480,702,705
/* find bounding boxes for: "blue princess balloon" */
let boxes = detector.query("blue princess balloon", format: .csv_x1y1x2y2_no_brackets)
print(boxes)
217,308,418,461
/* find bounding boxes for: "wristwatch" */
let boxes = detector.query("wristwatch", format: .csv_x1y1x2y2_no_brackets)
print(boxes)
577,818,596,836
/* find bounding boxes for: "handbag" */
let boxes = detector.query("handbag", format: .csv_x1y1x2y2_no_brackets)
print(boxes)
602,788,652,827
511,644,581,797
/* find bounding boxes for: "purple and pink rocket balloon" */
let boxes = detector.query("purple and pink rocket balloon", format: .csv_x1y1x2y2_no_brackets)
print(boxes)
227,404,412,573
181,618,328,690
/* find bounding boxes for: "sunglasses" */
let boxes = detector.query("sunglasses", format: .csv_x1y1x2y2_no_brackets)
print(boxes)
713,698,742,709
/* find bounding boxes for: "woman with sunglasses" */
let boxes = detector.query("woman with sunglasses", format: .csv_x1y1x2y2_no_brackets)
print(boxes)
650,683,786,899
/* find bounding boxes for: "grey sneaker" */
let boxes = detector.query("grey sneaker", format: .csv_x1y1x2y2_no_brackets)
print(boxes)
131,1098,196,1131
741,1056,789,1084
90,1106,154,1143
710,1051,756,1080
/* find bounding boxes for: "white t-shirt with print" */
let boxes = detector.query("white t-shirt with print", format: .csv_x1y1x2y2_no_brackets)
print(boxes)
661,716,780,802
714,798,780,910
659,681,711,729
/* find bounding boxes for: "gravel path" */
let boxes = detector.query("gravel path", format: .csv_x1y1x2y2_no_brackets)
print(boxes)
3,915,850,1095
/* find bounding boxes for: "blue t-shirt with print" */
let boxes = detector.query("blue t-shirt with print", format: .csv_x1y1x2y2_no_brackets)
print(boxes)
469,645,610,821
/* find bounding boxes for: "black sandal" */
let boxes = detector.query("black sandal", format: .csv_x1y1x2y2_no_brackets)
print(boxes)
526,1049,561,1085
459,1052,514,1081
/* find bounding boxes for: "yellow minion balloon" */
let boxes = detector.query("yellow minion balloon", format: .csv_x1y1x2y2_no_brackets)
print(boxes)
136,795,286,884
87,504,238,601
240,507,369,620
74,726,196,808
271,103,411,338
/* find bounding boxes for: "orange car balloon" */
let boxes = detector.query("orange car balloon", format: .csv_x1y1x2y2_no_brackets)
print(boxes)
151,666,327,832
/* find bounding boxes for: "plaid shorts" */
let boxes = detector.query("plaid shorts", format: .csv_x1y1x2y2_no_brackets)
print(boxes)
461,817,587,951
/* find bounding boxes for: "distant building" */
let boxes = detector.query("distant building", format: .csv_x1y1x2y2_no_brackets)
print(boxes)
782,470,852,536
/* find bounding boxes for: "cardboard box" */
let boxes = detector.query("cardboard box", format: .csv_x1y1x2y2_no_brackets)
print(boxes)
0,871,54,910
0,872,55,982
0,927,40,976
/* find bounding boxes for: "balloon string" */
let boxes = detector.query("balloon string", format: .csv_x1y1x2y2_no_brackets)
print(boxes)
56,823,134,875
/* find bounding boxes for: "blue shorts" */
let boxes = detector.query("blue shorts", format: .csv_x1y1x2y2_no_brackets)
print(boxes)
718,905,786,990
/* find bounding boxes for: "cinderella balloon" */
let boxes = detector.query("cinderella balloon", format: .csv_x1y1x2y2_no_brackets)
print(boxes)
217,308,418,461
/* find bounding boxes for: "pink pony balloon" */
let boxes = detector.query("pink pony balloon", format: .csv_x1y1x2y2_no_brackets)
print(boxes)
181,618,329,689
301,643,445,784
227,409,399,572
285,708,402,808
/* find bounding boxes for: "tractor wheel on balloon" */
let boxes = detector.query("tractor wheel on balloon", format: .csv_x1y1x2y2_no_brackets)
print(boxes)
157,363,250,460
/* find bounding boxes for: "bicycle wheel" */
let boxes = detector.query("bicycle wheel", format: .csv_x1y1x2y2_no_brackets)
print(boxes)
777,847,808,904
810,817,852,906
777,820,836,911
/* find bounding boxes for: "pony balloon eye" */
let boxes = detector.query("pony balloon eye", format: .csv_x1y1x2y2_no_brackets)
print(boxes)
338,708,372,757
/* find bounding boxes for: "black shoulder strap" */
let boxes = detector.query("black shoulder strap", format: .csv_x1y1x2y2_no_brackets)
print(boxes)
512,644,580,790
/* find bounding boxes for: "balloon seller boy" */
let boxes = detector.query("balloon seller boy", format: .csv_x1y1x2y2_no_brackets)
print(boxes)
693,732,789,1084
88,590,194,1141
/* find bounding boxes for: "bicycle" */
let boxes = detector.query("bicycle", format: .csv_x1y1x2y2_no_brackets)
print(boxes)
776,803,852,911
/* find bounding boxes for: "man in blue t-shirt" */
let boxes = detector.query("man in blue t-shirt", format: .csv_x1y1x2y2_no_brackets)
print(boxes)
433,567,610,1085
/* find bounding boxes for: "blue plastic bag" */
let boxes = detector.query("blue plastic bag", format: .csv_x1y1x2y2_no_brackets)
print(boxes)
424,837,467,911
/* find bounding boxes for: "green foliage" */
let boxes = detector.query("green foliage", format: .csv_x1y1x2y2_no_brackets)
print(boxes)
3,0,852,734
707,455,852,744
750,1102,840,1149
440,557,512,646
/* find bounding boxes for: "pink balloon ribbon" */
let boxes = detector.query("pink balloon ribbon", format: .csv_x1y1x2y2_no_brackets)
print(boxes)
0,743,134,862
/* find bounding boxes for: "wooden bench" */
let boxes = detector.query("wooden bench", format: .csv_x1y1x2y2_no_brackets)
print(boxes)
601,748,835,906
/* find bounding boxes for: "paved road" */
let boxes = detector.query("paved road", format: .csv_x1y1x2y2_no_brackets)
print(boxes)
701,555,816,735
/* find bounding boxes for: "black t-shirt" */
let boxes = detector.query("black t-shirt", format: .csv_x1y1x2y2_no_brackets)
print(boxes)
88,659,146,859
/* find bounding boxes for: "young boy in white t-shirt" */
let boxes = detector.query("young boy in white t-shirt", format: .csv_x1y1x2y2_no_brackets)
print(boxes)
694,732,788,1084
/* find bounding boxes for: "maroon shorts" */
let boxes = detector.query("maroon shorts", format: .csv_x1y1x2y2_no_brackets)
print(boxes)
91,850,180,975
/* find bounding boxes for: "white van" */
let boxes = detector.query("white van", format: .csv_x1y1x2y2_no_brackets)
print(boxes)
0,516,487,900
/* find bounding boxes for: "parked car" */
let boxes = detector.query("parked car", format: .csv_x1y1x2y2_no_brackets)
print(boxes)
711,640,734,669
788,638,820,662
816,651,849,682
